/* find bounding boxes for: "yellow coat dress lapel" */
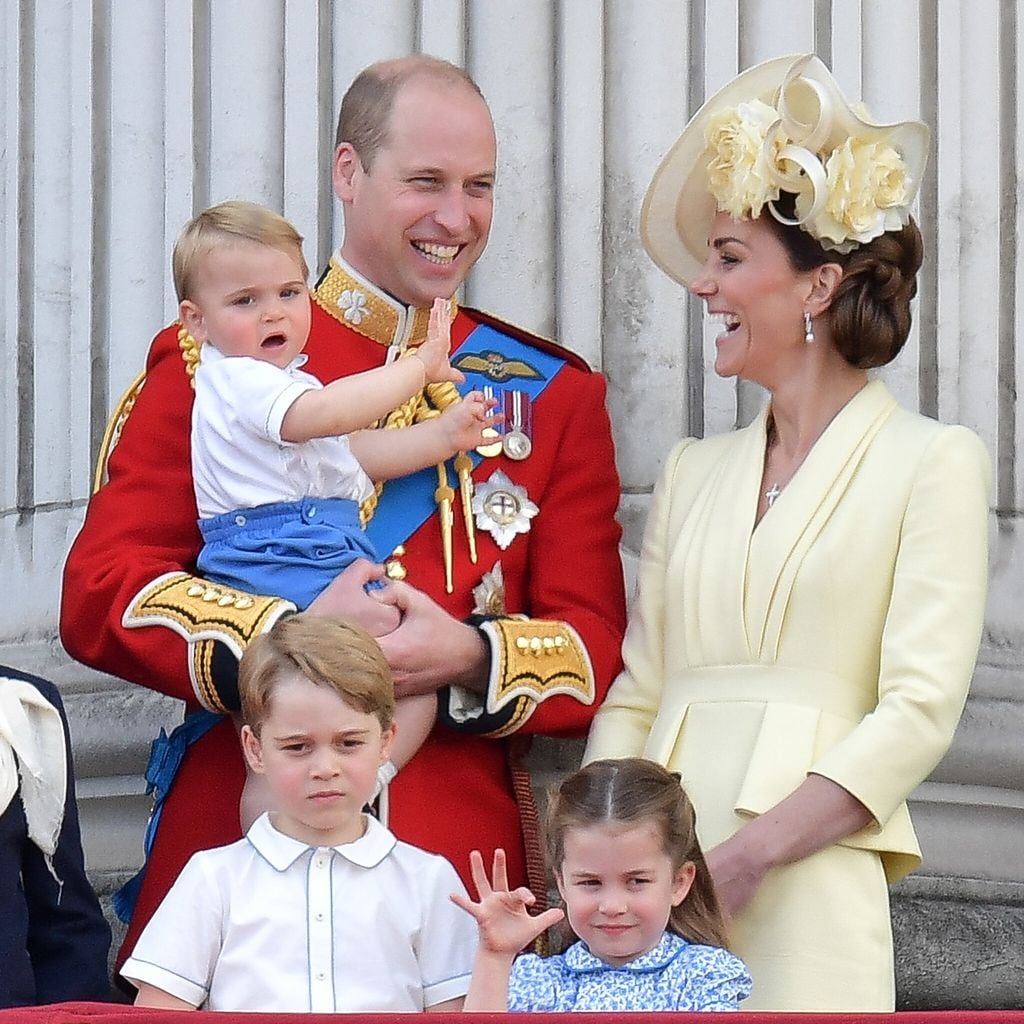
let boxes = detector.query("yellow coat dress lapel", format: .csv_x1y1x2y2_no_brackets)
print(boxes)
747,381,896,660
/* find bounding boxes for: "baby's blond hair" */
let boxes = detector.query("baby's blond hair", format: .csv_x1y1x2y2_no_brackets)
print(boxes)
172,200,308,302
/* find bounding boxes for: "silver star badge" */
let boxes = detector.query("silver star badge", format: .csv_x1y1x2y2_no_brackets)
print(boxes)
471,470,538,551
472,561,507,616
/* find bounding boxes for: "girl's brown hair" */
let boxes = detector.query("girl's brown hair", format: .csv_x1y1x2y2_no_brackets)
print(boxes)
546,758,728,949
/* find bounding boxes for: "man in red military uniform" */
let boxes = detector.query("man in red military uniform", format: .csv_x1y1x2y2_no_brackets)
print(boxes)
61,55,626,971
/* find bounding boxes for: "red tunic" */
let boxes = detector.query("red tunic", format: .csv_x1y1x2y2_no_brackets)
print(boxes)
60,262,626,968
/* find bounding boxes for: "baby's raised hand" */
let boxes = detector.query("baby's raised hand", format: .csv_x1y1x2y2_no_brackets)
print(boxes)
450,849,564,956
440,391,502,454
414,297,465,385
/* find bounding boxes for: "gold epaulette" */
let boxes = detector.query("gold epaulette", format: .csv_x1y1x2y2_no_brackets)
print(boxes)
92,324,200,494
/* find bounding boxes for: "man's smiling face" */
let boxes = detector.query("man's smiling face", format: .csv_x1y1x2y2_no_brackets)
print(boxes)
334,76,497,308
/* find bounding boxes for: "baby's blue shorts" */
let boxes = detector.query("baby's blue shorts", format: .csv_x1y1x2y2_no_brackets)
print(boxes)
197,497,379,610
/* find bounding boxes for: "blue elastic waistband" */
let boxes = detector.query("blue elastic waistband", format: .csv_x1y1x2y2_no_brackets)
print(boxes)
199,497,361,542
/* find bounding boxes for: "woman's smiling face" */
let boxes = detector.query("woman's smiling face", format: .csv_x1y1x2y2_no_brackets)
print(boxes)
690,211,817,386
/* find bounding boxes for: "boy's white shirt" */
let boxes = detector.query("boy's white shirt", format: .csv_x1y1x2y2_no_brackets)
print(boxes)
121,813,476,1012
191,344,374,519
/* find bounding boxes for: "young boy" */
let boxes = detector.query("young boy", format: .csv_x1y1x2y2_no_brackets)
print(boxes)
121,615,477,1012
1,666,111,1007
173,201,498,824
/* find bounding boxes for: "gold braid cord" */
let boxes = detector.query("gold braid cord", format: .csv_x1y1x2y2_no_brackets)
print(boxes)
476,619,596,738
178,325,201,385
122,572,295,713
358,354,462,527
93,326,199,495
92,370,146,494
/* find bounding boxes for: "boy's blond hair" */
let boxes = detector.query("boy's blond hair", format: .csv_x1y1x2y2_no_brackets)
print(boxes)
172,200,309,302
239,615,395,734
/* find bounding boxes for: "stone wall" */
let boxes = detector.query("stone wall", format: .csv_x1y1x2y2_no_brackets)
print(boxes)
5,1,1024,1008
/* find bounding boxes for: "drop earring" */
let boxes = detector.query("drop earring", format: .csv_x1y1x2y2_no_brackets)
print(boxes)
804,311,815,343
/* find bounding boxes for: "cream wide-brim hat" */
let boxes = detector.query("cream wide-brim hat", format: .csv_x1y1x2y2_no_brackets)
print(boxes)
640,54,930,287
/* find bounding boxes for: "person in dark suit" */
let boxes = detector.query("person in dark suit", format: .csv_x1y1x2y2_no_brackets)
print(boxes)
0,665,111,1007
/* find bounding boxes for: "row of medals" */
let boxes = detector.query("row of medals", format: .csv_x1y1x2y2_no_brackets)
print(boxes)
476,386,532,461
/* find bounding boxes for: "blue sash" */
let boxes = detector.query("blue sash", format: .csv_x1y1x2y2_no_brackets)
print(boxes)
365,321,566,554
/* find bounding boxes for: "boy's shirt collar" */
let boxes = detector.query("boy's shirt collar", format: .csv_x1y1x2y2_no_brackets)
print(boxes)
246,811,396,871
198,342,309,373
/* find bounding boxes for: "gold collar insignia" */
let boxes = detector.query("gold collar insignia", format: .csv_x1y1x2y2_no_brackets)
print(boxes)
313,254,459,349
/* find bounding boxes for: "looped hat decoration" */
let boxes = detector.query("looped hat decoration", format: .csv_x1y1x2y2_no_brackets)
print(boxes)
641,54,930,286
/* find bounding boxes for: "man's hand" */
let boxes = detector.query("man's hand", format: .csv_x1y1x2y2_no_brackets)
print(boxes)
306,559,401,637
373,580,489,697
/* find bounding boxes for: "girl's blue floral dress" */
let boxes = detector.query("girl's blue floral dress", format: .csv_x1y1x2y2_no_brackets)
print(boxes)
507,931,751,1012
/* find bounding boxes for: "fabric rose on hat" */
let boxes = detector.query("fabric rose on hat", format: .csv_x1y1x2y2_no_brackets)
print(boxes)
705,99,783,220
798,137,912,251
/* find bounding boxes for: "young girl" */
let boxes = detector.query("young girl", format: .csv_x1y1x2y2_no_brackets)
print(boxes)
453,758,752,1011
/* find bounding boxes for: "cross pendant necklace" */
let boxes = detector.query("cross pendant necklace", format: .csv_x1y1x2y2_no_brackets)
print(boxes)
764,418,785,509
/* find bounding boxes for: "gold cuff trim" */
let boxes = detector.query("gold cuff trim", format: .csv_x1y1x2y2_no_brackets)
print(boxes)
122,572,295,710
189,638,228,713
478,619,595,737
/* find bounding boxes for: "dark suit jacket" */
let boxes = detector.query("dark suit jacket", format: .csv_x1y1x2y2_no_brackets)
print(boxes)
0,665,110,1007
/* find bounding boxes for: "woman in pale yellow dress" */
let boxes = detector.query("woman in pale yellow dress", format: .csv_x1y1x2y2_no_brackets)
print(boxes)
585,54,990,1011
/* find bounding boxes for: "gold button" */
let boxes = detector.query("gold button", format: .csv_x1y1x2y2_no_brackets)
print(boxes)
391,545,406,557
385,561,407,581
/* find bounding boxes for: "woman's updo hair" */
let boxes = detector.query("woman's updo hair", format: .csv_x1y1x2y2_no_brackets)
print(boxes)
764,192,924,369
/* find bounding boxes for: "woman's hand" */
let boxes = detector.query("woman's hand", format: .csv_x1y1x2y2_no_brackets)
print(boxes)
704,831,772,919
706,774,874,919
451,849,564,956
